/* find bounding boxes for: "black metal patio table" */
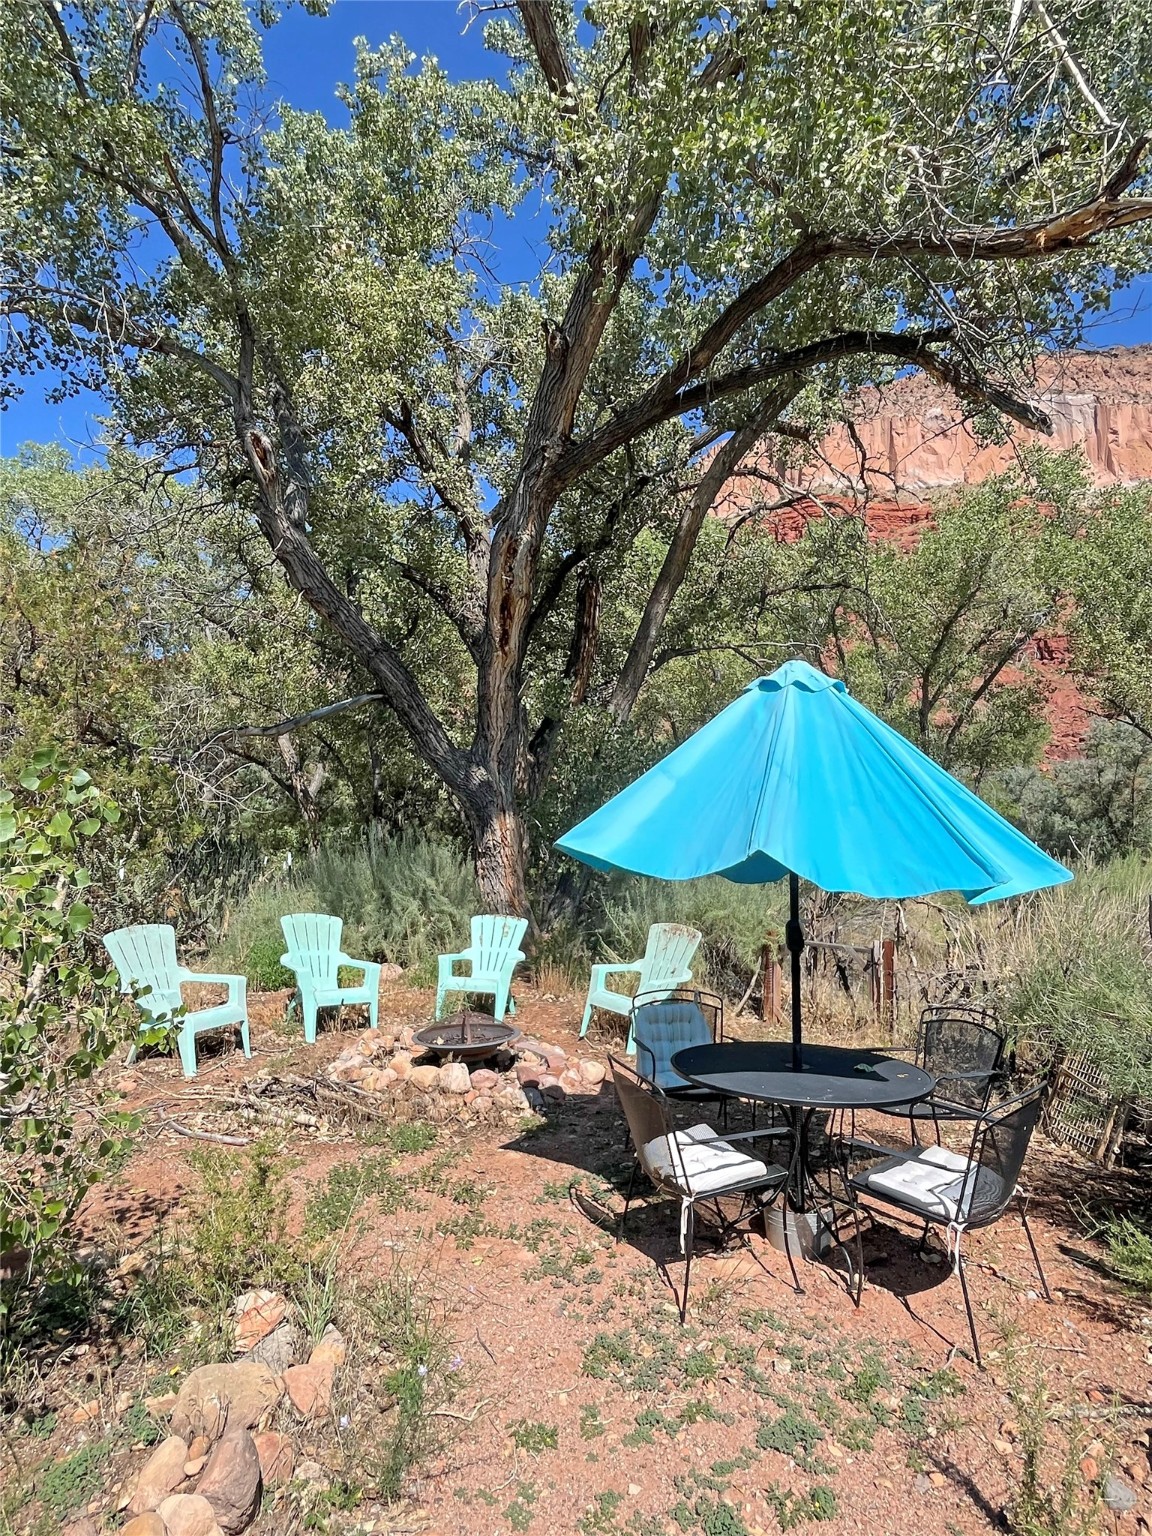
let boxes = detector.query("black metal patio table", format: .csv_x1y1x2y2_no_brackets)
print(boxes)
671,1041,935,1294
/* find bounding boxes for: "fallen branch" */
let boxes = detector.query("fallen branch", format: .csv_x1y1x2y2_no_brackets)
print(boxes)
166,1121,251,1146
429,1397,493,1422
203,692,386,747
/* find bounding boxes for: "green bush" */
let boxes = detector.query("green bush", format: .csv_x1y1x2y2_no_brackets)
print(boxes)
244,935,295,992
1,753,142,1344
989,857,1152,1098
996,721,1152,860
214,828,479,980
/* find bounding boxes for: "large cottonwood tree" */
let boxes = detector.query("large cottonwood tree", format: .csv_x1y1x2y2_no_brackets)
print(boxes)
4,0,1152,912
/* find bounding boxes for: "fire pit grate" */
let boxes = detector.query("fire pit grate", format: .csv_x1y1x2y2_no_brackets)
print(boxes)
412,1011,520,1062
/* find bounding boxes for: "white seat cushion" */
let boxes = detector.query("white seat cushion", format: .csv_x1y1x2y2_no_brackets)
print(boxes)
634,1001,712,1090
863,1144,1007,1221
642,1123,778,1197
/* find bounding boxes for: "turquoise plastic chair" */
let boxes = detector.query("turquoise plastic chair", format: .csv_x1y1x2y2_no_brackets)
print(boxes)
103,924,250,1078
280,913,381,1044
580,923,701,1052
436,915,528,1021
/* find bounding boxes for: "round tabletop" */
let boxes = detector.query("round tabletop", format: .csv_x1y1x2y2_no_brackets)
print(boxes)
670,1041,935,1110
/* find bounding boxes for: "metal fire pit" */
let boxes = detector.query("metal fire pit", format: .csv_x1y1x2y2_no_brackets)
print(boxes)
411,1011,520,1063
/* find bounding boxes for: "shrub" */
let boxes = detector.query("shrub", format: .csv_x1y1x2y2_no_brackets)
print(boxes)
996,721,1152,860
244,935,295,992
214,828,478,981
986,857,1152,1098
0,753,142,1344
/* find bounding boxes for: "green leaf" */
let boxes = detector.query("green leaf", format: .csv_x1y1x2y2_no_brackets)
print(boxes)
67,903,93,933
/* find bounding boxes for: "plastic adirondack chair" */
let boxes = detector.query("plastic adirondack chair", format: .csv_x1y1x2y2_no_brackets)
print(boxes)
103,924,250,1079
436,915,528,1021
580,923,702,1053
280,913,381,1044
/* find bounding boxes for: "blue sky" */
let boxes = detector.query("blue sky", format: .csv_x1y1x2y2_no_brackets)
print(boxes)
4,0,1150,459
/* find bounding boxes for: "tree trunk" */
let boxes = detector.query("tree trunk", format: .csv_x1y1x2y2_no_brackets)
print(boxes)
469,795,532,918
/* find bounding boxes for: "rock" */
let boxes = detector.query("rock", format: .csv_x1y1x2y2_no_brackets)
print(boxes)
474,1095,494,1120
514,1061,544,1086
379,962,404,982
308,1324,347,1369
469,1068,499,1091
232,1289,287,1352
155,1493,225,1536
521,1084,546,1111
253,1431,295,1486
197,1428,263,1534
128,1434,190,1514
184,1453,209,1477
294,1459,326,1486
1079,1455,1100,1482
283,1361,335,1421
928,1472,947,1488
116,1250,149,1278
120,1518,165,1536
579,1060,606,1086
1103,1474,1138,1513
60,1520,101,1536
516,1038,567,1071
558,1069,584,1094
537,1075,566,1102
914,1473,932,1495
374,1068,399,1091
409,1064,441,1093
439,1062,470,1095
248,1320,302,1374
71,1398,101,1423
390,1052,413,1079
358,1030,385,1056
171,1362,282,1443
145,1392,178,1420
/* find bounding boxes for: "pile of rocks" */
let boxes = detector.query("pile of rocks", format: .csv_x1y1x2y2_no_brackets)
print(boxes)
67,1291,343,1536
325,1025,606,1122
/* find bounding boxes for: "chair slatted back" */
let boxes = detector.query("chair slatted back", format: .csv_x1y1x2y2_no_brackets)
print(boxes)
280,913,344,985
638,924,701,994
631,990,720,1089
104,924,182,1015
469,915,528,977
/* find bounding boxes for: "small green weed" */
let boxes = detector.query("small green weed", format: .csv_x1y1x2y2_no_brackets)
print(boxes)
505,1481,539,1531
764,1483,838,1528
510,1418,559,1454
580,1403,606,1440
36,1439,112,1518
579,1491,624,1533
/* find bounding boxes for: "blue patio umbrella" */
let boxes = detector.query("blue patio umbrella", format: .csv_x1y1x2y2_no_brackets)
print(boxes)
557,659,1072,1070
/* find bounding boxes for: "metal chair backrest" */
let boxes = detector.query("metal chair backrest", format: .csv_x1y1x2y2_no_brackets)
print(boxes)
281,912,344,985
956,1084,1045,1228
630,989,721,1087
609,1054,687,1193
919,1006,1005,1109
469,915,528,977
104,924,182,1015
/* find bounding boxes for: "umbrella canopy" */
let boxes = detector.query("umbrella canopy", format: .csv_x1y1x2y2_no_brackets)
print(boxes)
558,659,1071,905
557,659,1071,1071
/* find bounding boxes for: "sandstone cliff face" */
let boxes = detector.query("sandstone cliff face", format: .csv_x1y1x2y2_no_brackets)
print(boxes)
789,345,1152,495
710,348,1152,759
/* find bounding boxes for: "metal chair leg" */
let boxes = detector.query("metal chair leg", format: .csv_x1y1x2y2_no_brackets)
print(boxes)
680,1201,695,1324
617,1163,638,1243
1019,1200,1052,1302
956,1248,983,1369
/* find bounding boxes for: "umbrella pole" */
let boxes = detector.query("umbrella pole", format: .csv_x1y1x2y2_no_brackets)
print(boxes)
786,871,804,1072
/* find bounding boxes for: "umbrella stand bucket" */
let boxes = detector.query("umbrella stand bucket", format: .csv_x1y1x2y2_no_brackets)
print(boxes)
764,1203,834,1260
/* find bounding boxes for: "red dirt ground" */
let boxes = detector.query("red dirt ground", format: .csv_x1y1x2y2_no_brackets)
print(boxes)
15,982,1152,1536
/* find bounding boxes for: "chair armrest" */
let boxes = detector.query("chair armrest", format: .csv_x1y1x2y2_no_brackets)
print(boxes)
188,971,246,989
839,1136,908,1162
591,961,642,980
934,1068,996,1084
694,1127,792,1148
439,952,471,979
512,949,527,964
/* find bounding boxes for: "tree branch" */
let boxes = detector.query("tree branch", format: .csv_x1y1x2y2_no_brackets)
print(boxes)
203,693,387,746
516,0,577,107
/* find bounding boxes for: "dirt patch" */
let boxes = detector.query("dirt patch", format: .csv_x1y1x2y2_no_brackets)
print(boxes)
6,983,1152,1536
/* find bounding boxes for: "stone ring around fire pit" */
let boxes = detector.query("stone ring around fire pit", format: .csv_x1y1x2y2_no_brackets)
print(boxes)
411,1011,520,1063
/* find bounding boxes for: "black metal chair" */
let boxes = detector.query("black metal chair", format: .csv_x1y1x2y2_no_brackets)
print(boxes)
879,1004,1006,1142
630,989,728,1105
609,1056,788,1322
850,1084,1052,1367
